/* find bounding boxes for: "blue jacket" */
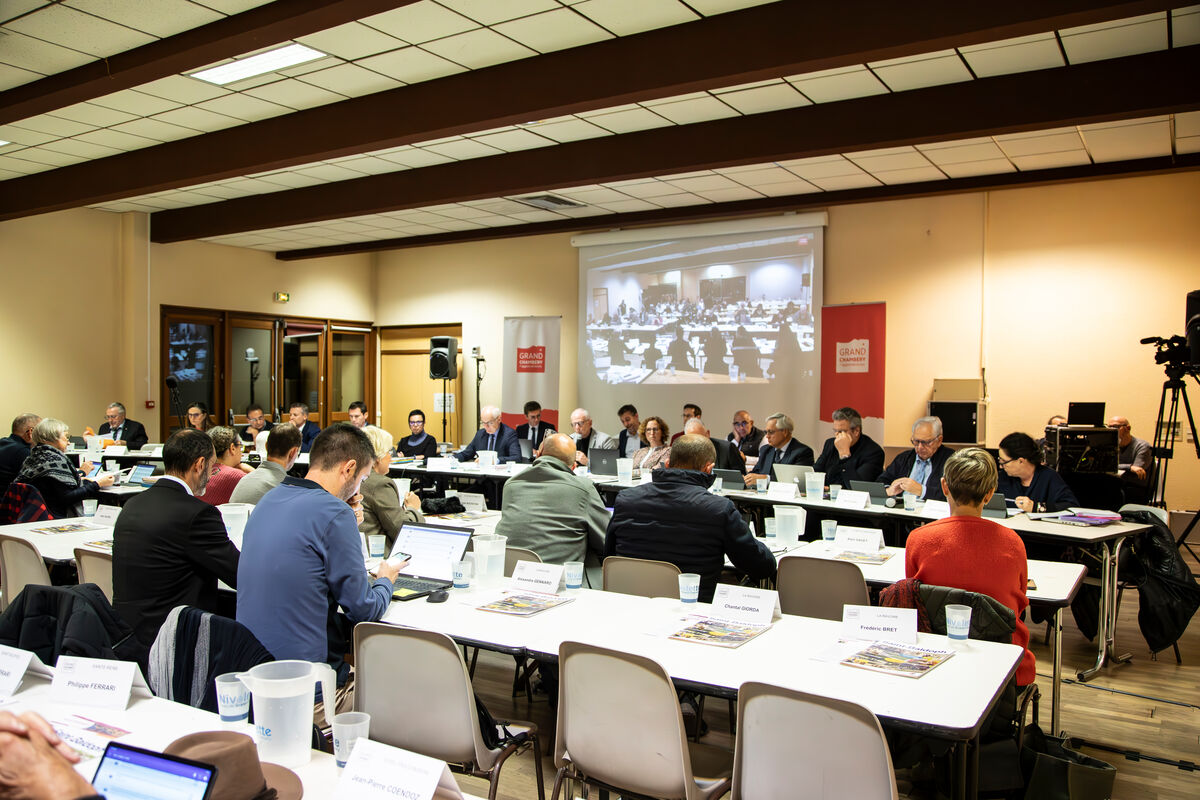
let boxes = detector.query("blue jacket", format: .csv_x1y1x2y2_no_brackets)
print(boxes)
455,423,521,464
299,420,321,453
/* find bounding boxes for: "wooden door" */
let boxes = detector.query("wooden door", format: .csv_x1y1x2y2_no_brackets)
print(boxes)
380,325,463,448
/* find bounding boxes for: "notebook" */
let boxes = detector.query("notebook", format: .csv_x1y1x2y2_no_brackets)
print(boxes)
713,468,744,487
848,480,890,504
588,448,619,476
771,463,813,486
1067,402,1105,426
386,521,474,601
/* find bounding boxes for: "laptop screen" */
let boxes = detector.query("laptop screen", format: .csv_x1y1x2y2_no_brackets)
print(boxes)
389,523,473,581
92,742,215,800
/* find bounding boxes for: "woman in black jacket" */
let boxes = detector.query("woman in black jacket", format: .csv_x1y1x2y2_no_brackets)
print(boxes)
16,419,113,517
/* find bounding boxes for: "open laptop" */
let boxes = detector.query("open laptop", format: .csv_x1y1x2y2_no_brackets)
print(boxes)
772,463,813,487
849,479,890,505
713,468,744,487
386,521,474,601
1067,402,1105,426
588,448,619,476
518,438,534,461
983,493,1007,518
92,742,216,800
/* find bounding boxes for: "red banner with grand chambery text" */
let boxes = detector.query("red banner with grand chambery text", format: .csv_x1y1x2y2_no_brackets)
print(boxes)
819,303,885,423
501,316,561,430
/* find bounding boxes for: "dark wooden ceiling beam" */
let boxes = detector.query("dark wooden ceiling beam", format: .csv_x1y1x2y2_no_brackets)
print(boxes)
0,0,421,126
149,46,1200,243
0,0,1176,220
274,152,1200,260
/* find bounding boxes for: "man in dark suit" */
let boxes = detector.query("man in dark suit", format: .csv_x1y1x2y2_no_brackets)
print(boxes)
744,412,814,487
879,416,953,502
289,402,322,453
814,406,886,486
456,405,521,463
616,403,644,458
97,402,148,451
112,429,240,649
685,418,745,475
514,400,555,451
0,413,39,496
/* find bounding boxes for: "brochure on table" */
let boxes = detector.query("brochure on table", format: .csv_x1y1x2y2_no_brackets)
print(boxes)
669,586,779,649
335,739,463,800
474,562,572,616
833,606,955,678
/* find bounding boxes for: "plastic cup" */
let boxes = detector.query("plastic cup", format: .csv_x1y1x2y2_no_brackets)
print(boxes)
333,711,370,768
678,573,701,604
711,477,723,493
453,559,473,589
564,561,584,590
805,472,826,500
903,492,917,511
368,535,386,559
214,673,249,725
945,604,972,640
616,458,634,482
821,519,838,541
775,506,806,548
756,478,769,494
763,518,777,538
82,499,99,516
829,485,841,501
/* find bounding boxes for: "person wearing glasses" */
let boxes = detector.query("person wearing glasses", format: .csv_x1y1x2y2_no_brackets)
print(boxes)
15,418,114,517
359,426,424,554
1107,415,1153,504
726,409,764,460
996,431,1079,513
743,412,814,488
185,401,213,432
879,416,953,502
397,409,439,459
814,406,885,486
97,402,148,451
455,405,520,464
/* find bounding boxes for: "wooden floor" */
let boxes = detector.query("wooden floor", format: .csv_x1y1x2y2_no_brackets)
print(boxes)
450,550,1200,800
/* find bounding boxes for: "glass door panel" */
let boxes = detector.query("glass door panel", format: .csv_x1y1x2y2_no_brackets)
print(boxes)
281,321,325,424
330,328,368,422
230,320,274,422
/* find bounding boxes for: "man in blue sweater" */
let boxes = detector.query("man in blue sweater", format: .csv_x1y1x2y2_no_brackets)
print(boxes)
237,423,404,698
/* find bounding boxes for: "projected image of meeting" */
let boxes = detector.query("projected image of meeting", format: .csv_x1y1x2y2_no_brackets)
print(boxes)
582,230,817,385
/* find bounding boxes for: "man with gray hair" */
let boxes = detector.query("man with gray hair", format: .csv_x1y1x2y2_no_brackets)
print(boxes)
879,416,953,501
685,418,744,474
743,412,814,488
455,405,520,463
0,413,40,496
568,407,615,467
97,402,148,451
814,406,885,485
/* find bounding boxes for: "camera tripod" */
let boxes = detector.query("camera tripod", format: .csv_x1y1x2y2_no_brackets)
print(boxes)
1151,363,1200,560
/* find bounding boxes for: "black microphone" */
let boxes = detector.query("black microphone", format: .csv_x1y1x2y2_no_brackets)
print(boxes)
165,374,178,390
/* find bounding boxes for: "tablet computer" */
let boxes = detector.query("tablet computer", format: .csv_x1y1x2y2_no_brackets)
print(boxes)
126,464,156,486
92,741,216,800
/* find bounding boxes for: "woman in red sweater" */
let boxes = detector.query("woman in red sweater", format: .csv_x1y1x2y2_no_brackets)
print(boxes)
905,447,1035,686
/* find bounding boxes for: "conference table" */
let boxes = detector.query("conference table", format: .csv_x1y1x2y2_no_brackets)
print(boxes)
393,460,1146,685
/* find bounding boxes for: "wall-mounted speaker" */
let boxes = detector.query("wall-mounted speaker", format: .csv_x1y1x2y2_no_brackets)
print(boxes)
430,336,457,379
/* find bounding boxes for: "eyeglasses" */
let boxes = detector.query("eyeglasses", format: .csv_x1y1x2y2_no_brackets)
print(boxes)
409,420,424,427
911,438,939,447
732,421,750,428
105,414,121,420
997,456,1017,467
187,411,205,418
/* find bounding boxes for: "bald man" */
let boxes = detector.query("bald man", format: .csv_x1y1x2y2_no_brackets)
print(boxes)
494,433,609,580
685,418,744,475
1108,415,1152,503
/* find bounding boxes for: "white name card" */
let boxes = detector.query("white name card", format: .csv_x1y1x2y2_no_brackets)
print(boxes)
151,446,164,457
834,526,884,553
51,656,138,709
426,457,455,471
336,738,461,800
103,445,127,456
834,489,872,509
842,605,917,644
766,482,797,501
510,561,563,594
711,585,780,625
93,505,120,526
921,500,951,519
457,492,487,512
0,645,36,698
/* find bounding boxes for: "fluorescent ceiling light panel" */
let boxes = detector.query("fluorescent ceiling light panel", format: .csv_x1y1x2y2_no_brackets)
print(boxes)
0,140,9,146
191,44,326,85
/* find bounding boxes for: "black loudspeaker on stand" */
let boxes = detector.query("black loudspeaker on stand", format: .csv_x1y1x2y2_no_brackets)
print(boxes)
430,337,458,446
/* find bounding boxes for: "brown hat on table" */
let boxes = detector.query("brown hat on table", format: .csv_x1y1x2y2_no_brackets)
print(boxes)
165,731,303,800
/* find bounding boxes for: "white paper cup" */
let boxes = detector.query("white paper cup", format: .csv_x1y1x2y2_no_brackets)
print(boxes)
82,499,99,516
678,573,701,603
453,559,473,589
805,472,826,499
215,673,249,725
711,477,723,493
756,478,769,494
945,604,972,640
333,712,370,768
903,492,917,511
368,535,386,559
564,561,584,589
829,484,841,501
821,519,838,541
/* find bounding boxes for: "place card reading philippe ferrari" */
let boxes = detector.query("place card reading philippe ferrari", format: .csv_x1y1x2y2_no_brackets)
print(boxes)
51,656,137,709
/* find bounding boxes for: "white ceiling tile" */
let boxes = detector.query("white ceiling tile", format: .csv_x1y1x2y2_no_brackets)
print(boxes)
0,168,26,179
807,173,881,191
1080,119,1171,162
1175,110,1200,139
275,56,344,79
298,63,402,96
507,209,565,222
464,199,530,214
296,21,406,60
374,147,451,168
332,156,406,175
607,180,679,198
845,147,929,172
1173,7,1200,47
90,89,182,116
995,130,1084,157
151,105,243,132
1009,151,1092,170
361,3,479,44
658,174,738,193
783,156,863,179
868,50,972,91
183,182,253,199
110,117,203,142
1176,136,1200,154
958,33,1064,78
755,178,819,196
554,186,629,203
64,0,224,38
437,0,559,25
0,123,58,146
430,217,488,230
523,117,611,142
492,8,612,53
711,83,810,114
641,95,738,124
648,193,710,208
725,166,807,186
0,154,53,174
243,79,346,110
5,4,155,57
694,186,762,202
469,128,556,152
0,30,94,74
871,166,947,185
292,163,371,182
194,92,293,122
938,158,1016,179
0,1,47,25
46,101,137,127
357,46,467,83
571,0,698,36
582,107,672,133
10,113,92,137
1060,13,1167,64
0,62,41,91
138,75,230,104
419,138,503,160
191,0,271,14
6,147,82,166
593,198,661,213
786,66,888,104
38,136,119,158
251,171,328,189
420,27,537,69
687,0,775,12
917,141,1007,164
215,176,292,194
